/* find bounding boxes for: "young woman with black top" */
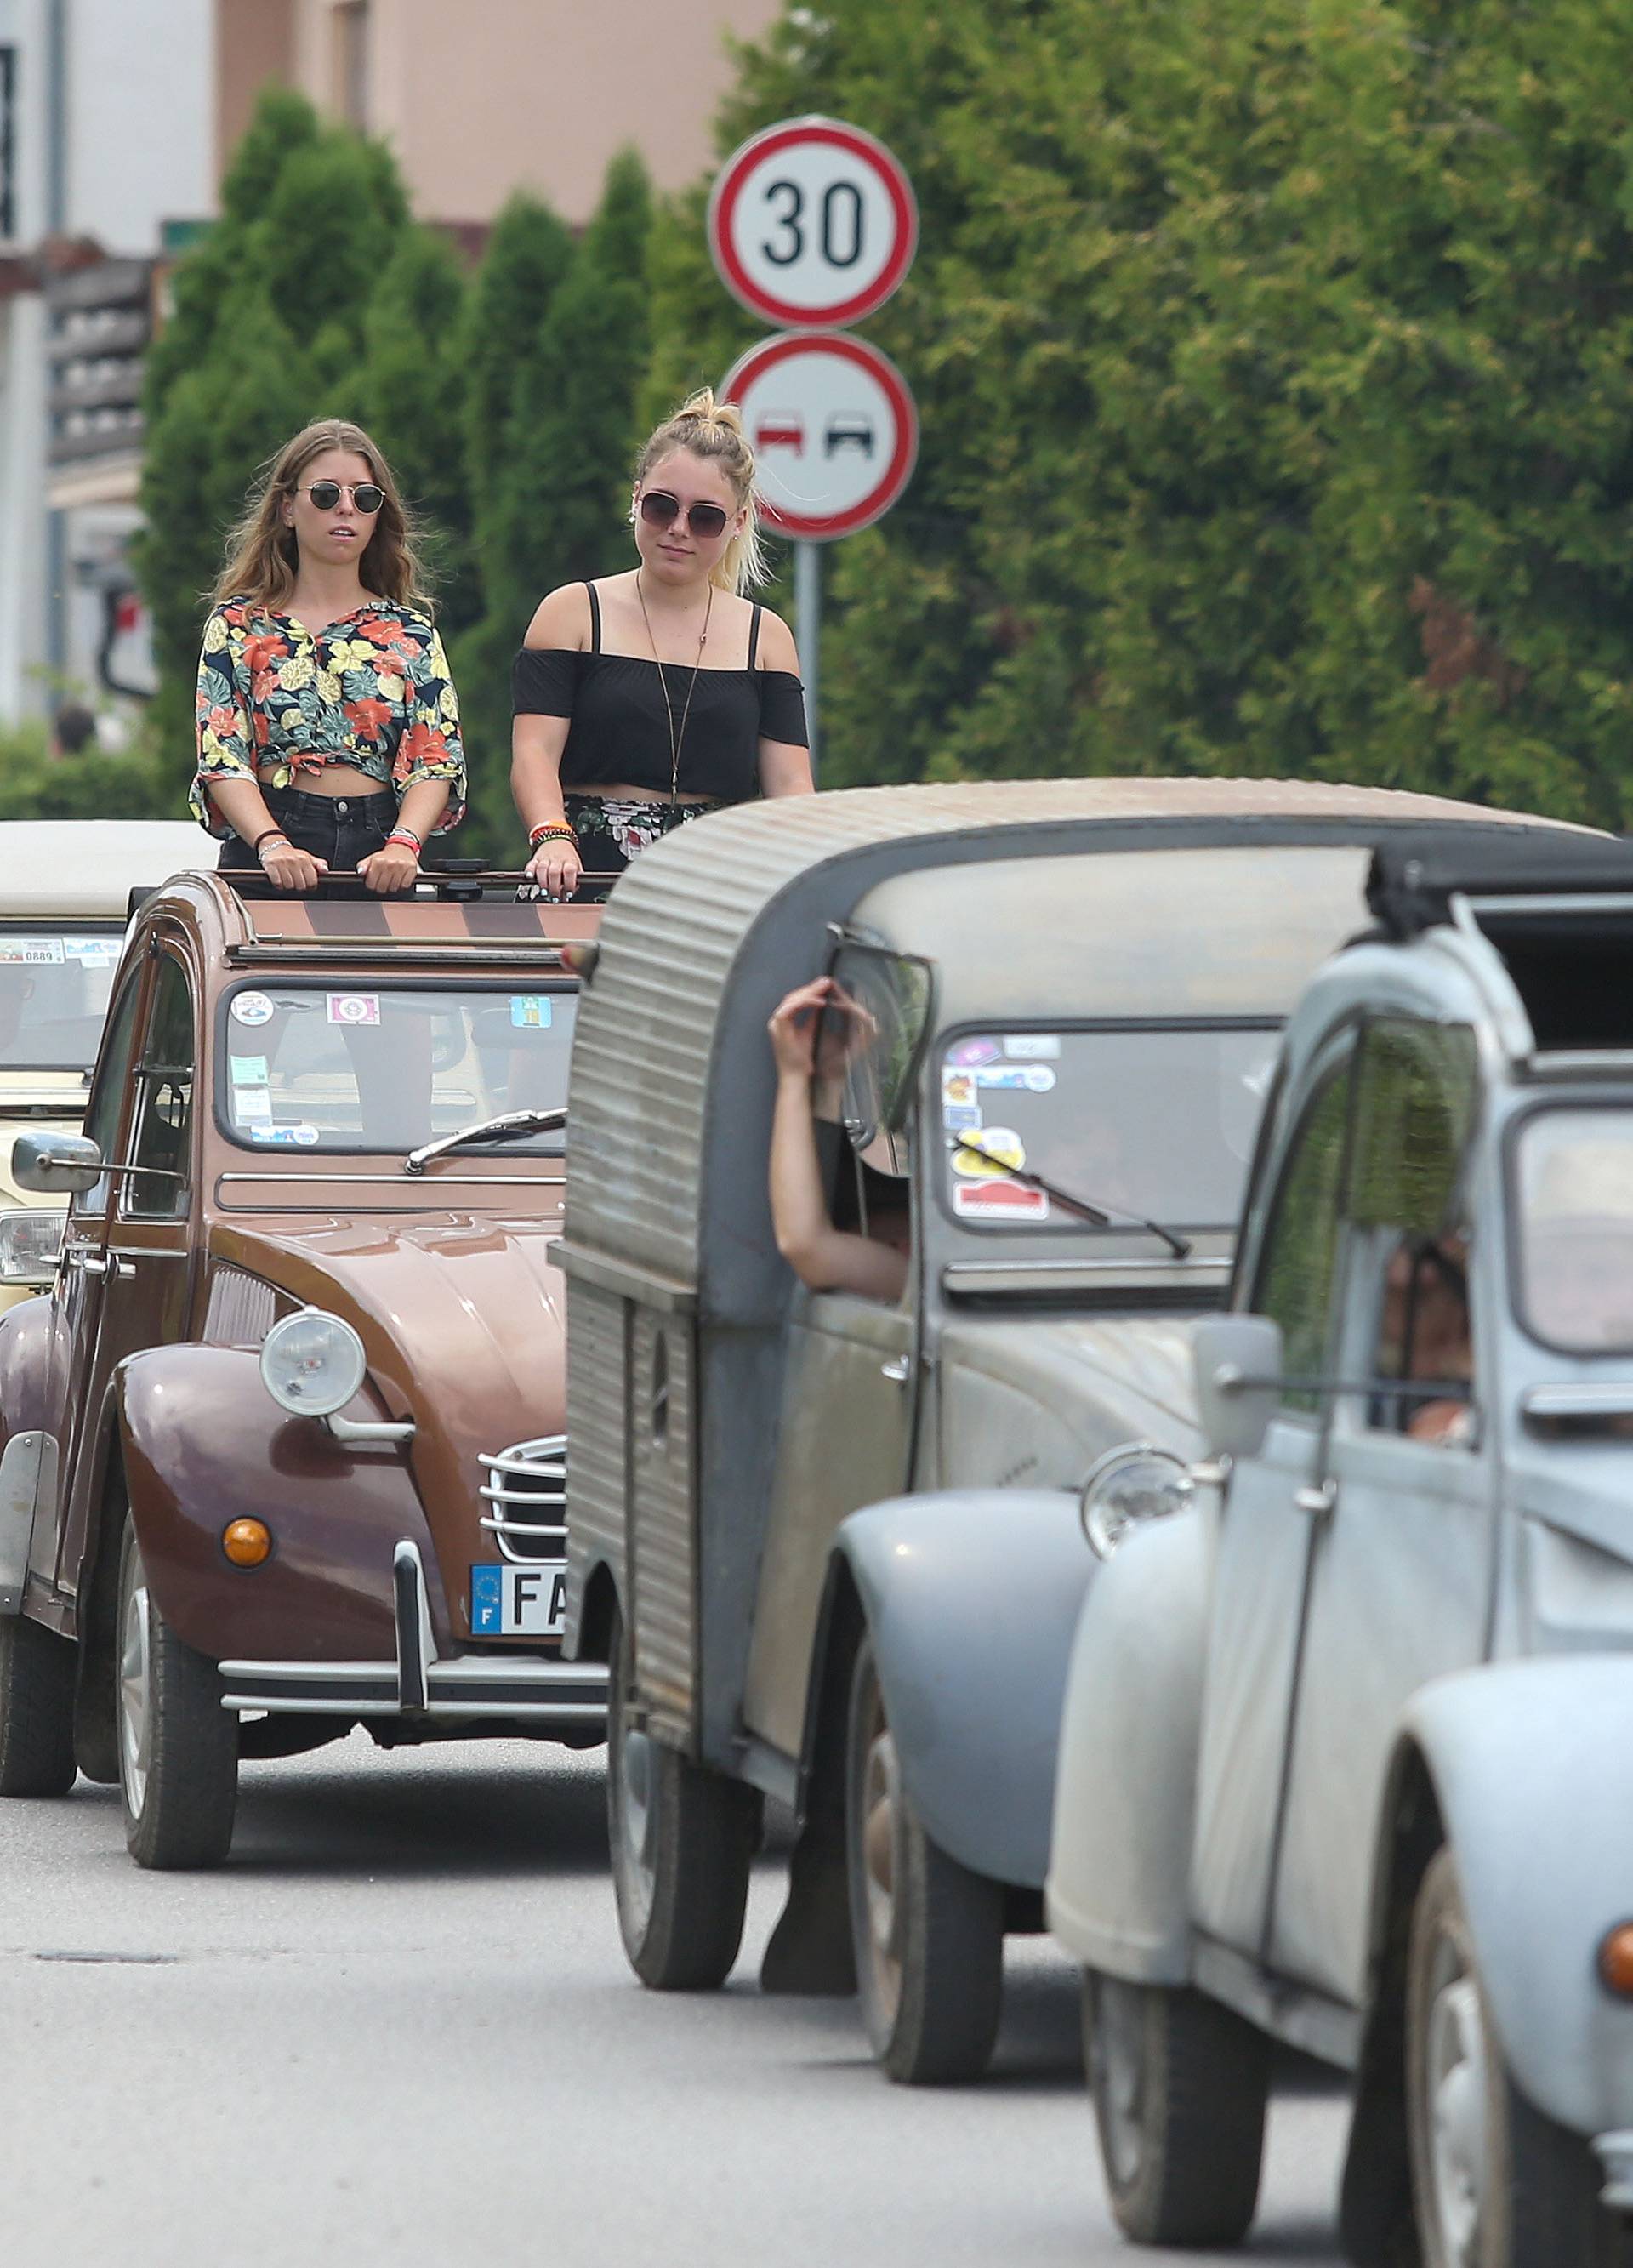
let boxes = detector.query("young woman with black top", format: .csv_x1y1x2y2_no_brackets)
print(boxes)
511,390,812,899
195,419,465,896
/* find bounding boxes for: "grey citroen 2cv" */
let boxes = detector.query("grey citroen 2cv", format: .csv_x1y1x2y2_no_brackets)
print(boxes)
558,780,1564,2086
1047,831,1633,2265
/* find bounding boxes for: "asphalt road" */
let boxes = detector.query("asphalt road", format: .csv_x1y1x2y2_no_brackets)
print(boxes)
2,1739,1349,2268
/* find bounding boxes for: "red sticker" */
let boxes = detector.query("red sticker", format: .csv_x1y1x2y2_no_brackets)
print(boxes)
953,1182,1050,1221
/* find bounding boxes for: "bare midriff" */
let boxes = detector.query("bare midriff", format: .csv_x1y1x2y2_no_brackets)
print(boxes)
257,762,384,797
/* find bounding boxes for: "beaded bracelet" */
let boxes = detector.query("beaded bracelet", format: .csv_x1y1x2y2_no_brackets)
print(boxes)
529,820,578,849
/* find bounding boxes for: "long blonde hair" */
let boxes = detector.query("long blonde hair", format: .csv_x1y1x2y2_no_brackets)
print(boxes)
634,389,769,595
213,419,431,611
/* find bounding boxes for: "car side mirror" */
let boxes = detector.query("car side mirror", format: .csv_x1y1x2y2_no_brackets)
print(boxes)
1193,1314,1285,1462
13,1132,104,1197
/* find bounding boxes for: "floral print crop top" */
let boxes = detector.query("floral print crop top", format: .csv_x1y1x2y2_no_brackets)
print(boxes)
192,597,465,836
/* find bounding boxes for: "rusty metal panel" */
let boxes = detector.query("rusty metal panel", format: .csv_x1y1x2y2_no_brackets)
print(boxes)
562,1277,629,1656
629,1308,697,1731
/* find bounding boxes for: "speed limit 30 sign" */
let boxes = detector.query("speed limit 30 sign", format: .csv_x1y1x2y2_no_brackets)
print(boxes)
708,116,919,330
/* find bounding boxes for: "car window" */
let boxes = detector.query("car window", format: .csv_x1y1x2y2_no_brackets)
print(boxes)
72,973,143,1221
0,927,122,1068
1250,1049,1355,1413
1514,1107,1633,1352
125,954,193,1221
1347,1022,1478,1444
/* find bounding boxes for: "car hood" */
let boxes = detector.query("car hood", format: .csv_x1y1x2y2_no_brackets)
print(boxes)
216,1209,566,1491
938,1312,1205,1489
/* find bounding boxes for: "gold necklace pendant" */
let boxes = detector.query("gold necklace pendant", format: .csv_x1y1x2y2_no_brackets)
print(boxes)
637,574,714,809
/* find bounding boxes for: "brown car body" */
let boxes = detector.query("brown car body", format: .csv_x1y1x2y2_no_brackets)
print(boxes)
0,871,606,1857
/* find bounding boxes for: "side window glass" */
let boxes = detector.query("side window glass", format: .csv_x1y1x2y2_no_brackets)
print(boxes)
1349,1021,1478,1445
125,956,194,1221
1251,1054,1354,1413
73,976,143,1220
815,942,932,1263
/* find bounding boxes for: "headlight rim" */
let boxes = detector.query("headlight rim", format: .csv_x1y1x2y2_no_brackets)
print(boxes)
1079,1440,1193,1562
259,1305,368,1421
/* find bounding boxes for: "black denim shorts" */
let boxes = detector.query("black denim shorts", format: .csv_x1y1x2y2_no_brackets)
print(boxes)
219,785,395,880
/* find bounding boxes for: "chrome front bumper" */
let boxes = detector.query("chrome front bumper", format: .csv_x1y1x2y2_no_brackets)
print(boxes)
217,1541,608,1725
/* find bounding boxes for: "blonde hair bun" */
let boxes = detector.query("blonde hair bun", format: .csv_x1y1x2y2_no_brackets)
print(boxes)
635,388,768,594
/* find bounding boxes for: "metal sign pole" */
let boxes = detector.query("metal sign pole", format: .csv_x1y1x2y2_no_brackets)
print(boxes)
794,539,821,786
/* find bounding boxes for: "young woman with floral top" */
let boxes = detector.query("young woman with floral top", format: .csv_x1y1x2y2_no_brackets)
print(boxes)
194,419,464,896
511,390,811,901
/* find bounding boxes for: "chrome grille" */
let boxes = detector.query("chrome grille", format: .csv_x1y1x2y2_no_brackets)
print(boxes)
477,1434,566,1565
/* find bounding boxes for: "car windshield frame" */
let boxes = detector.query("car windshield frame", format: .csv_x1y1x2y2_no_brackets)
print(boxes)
212,976,577,1160
930,1014,1283,1239
1507,1097,1633,1357
0,919,126,1073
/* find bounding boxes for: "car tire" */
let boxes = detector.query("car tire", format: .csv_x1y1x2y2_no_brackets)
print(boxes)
117,1521,237,1870
0,1612,77,1797
1407,1847,1631,2268
606,1604,758,1989
1084,1968,1270,2246
845,1633,1004,2085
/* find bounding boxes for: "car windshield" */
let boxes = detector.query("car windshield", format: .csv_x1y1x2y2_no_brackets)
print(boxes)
1514,1107,1633,1351
937,1023,1278,1234
0,928,122,1070
215,983,576,1155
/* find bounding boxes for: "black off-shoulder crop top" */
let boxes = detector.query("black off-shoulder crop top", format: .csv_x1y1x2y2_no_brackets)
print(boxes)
511,582,809,803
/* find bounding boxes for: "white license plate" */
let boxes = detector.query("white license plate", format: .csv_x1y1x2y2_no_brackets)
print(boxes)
470,1561,566,1637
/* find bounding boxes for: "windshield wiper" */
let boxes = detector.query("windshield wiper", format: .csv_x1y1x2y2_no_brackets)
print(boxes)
404,1106,566,1177
947,1133,1192,1260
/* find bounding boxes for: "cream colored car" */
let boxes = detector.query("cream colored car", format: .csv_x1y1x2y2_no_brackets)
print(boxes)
0,821,205,1309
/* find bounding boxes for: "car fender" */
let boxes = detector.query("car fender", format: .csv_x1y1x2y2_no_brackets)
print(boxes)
114,1343,446,1663
834,1489,1092,1889
1046,1505,1209,1985
0,1293,61,1608
1401,1656,1633,2138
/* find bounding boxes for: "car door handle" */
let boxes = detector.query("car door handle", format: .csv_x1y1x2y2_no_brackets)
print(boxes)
1294,1478,1338,1519
880,1354,912,1383
71,1253,134,1279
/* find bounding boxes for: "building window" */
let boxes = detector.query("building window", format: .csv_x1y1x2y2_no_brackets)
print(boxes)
0,47,17,242
333,2,370,130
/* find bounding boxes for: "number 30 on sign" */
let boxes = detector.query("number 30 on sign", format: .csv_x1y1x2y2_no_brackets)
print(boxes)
707,117,919,330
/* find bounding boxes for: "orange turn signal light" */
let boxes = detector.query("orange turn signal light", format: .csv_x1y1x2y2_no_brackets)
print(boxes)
1599,1923,1633,1997
222,1518,272,1569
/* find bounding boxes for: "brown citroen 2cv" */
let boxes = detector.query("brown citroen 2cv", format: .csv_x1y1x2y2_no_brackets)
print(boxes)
0,869,606,1867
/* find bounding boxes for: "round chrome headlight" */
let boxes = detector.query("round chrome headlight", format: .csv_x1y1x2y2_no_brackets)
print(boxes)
1079,1443,1193,1561
259,1308,367,1419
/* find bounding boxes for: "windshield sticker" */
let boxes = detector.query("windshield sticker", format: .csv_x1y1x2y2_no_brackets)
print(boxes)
942,1070,976,1109
976,1063,1056,1092
954,1181,1050,1222
0,937,65,964
63,937,118,964
233,1086,274,1125
230,990,276,1028
1003,1033,1061,1060
229,1054,268,1086
951,1126,1025,1178
327,992,380,1027
250,1122,320,1147
947,1034,1001,1068
509,994,553,1028
943,1103,982,1131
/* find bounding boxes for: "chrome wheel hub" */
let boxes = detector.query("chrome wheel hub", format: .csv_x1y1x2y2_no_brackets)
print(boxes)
616,1712,657,1929
1092,1977,1149,2190
1425,1960,1488,2268
118,1552,152,1821
861,1718,904,2019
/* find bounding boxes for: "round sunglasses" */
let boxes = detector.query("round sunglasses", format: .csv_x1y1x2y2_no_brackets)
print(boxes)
638,489,731,541
299,479,384,514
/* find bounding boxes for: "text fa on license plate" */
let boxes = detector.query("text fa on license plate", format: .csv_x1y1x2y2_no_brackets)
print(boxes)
470,1561,566,1637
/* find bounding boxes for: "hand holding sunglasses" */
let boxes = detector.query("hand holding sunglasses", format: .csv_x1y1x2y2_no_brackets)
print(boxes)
299,479,384,514
638,489,731,541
